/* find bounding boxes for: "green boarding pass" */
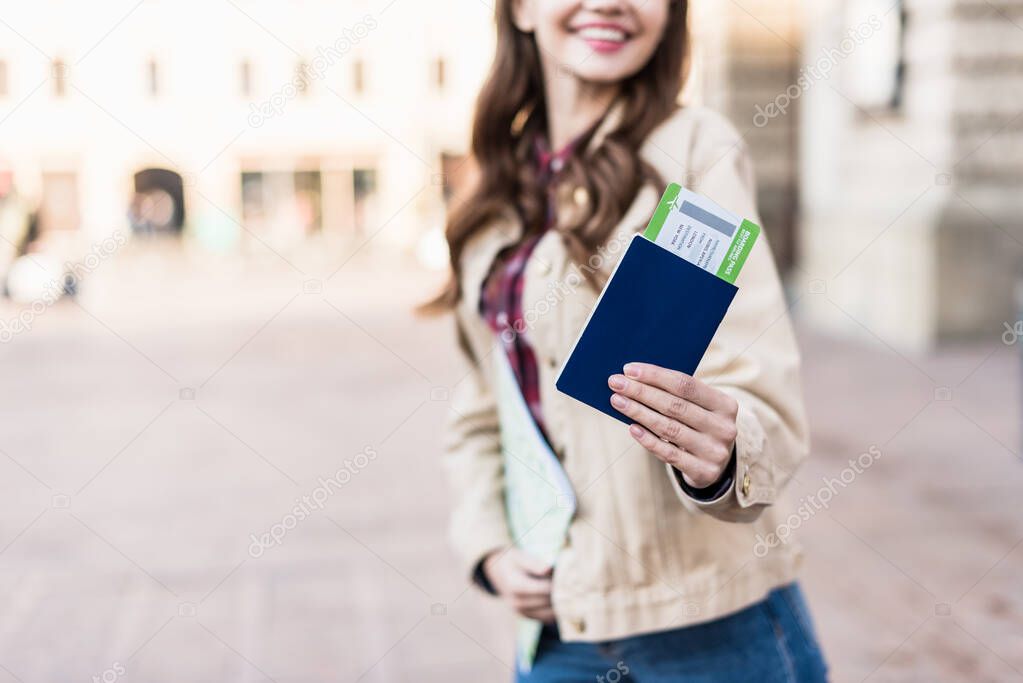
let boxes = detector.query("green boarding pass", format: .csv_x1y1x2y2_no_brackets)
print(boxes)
642,182,760,284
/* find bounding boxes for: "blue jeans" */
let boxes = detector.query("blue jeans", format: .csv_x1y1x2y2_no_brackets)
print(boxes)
516,584,828,682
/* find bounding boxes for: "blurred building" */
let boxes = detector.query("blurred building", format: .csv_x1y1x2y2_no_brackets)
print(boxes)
798,0,1023,349
690,0,803,274
1,1,1016,347
684,0,1023,350
0,1,491,260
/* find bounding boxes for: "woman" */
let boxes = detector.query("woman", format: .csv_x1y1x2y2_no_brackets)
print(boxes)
431,1,829,680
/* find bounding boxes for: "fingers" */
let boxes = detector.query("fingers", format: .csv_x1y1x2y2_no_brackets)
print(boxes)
610,390,712,454
513,551,553,577
491,549,557,621
511,591,552,609
507,558,554,622
519,605,556,623
508,581,552,623
627,423,725,488
504,551,553,596
508,572,552,597
608,366,737,488
623,362,736,415
609,364,737,488
609,374,725,438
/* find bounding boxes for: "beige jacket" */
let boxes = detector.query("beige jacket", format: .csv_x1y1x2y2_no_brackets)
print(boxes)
442,100,809,642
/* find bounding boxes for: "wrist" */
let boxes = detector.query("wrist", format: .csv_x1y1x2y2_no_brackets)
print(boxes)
473,550,502,595
675,446,736,502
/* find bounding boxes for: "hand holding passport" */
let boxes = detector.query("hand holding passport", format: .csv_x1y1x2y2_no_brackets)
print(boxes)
554,183,760,488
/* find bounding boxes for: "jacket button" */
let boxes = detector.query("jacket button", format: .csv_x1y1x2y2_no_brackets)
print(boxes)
570,617,586,633
534,259,552,276
741,471,751,496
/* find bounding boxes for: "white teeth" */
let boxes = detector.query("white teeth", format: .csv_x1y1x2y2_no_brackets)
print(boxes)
577,26,627,43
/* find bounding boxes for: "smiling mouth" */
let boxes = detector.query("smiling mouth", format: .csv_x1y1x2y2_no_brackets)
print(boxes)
574,25,631,49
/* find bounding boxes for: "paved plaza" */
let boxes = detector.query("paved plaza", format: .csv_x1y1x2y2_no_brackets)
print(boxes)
0,249,1019,682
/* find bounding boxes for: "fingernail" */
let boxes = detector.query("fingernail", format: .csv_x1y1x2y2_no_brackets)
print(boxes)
629,424,644,438
610,394,628,409
623,363,640,378
608,375,626,390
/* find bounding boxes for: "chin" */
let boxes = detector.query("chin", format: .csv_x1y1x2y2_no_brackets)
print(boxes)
559,38,649,85
572,61,644,85
574,71,631,86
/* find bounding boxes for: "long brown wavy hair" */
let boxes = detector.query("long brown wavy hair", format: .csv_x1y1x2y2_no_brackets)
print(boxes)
426,0,690,310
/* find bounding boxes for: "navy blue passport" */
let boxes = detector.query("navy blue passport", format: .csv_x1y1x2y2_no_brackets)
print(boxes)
555,234,738,424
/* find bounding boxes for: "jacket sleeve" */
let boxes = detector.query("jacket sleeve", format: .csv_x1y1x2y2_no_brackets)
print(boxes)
665,112,811,523
441,309,513,581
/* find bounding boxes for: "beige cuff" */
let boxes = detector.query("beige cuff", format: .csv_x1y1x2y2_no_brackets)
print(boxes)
667,398,775,519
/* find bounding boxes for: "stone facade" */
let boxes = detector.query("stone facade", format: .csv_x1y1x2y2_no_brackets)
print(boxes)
0,3,491,258
690,0,803,273
798,0,1023,349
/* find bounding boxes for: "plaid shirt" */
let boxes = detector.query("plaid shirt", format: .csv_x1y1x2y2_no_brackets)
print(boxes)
479,135,578,440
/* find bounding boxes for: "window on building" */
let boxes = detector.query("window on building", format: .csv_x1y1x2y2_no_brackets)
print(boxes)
40,172,80,232
352,59,365,95
52,59,67,97
439,153,468,204
0,61,8,97
130,168,185,235
241,170,324,238
146,59,159,96
352,168,377,233
296,60,312,96
294,170,322,233
845,0,906,112
240,60,253,97
241,171,267,231
434,56,446,92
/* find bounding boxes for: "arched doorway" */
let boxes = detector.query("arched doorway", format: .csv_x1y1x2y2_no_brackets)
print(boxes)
130,168,185,236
